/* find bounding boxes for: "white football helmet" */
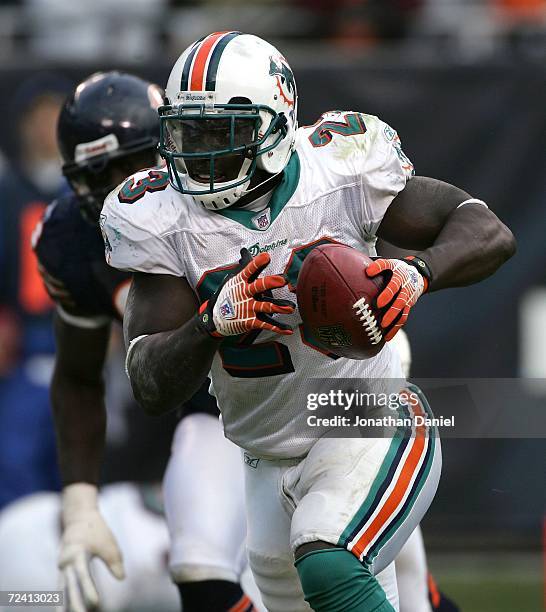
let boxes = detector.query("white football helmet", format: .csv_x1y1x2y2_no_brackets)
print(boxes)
159,32,298,210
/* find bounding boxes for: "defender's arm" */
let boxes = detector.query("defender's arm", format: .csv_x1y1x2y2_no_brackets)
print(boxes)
376,176,516,291
52,311,126,608
51,312,110,485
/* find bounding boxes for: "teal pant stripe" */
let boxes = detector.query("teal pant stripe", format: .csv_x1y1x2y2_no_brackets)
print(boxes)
338,401,411,547
364,431,436,565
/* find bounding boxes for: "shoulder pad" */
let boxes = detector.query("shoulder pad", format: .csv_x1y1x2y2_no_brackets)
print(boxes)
33,194,129,318
296,111,413,179
106,167,182,238
102,169,185,276
116,167,170,204
298,111,391,150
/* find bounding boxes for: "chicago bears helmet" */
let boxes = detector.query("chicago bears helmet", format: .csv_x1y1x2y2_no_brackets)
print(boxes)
58,71,163,222
159,32,298,210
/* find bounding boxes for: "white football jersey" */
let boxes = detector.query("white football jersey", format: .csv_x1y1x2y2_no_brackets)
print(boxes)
102,112,414,458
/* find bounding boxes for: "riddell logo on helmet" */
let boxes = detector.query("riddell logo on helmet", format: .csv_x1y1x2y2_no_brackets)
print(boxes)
179,92,214,104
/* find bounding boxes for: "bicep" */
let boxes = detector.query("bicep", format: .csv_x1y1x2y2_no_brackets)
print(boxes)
123,273,198,345
376,176,471,250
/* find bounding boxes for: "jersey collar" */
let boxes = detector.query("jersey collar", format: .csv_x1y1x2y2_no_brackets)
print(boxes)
212,151,300,230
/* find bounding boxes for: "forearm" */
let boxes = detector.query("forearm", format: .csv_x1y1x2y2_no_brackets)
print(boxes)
51,370,106,485
127,313,220,416
416,202,516,292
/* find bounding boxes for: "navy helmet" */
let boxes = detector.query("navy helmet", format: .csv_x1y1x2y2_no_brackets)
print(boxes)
57,71,163,222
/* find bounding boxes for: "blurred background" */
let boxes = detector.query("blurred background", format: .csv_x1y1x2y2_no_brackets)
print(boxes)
0,1,544,611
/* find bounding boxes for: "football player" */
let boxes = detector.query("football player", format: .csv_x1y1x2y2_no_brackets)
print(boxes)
33,72,257,612
102,33,515,611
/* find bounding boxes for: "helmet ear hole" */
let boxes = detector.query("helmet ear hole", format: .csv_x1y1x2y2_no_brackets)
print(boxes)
271,113,288,135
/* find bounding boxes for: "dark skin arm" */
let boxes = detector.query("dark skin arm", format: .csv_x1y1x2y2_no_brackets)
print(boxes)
377,176,516,290
51,312,111,485
123,273,221,416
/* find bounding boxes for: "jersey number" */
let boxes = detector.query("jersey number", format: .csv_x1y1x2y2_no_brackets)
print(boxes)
308,112,367,147
118,170,169,204
196,238,340,378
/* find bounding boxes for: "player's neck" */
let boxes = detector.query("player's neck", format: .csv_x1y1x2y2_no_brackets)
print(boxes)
234,170,283,211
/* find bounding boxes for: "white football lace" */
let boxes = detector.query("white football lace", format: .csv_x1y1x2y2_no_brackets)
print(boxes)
353,298,383,345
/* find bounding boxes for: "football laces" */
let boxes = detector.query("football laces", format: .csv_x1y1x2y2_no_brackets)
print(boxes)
353,298,382,345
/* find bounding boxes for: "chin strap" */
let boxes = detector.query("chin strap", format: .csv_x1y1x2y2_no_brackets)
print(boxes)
232,170,283,209
271,112,288,135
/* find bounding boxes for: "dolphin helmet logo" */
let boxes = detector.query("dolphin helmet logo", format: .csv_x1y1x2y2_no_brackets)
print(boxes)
269,56,296,108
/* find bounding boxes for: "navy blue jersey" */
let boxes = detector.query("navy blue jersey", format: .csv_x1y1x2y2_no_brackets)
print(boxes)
33,194,219,418
33,194,130,320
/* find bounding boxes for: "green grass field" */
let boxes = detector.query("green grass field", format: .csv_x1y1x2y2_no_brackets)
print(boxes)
429,552,543,612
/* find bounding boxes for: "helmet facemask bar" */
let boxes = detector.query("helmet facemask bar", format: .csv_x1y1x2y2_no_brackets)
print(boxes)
159,103,288,200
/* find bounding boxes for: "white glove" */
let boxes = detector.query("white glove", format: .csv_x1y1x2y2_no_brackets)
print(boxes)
59,483,125,612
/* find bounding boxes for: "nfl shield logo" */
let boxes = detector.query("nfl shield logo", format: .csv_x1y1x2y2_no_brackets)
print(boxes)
251,208,271,231
219,297,236,319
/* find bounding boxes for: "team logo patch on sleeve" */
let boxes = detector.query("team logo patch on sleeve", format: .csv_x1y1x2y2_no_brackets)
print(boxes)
99,213,113,263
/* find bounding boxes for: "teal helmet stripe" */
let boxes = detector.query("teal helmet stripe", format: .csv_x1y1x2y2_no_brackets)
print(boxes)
180,37,205,92
205,31,242,91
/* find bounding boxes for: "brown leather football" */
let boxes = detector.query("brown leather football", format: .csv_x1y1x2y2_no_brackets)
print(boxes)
297,243,386,359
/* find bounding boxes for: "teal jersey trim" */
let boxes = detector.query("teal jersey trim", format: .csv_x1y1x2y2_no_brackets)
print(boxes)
213,151,300,230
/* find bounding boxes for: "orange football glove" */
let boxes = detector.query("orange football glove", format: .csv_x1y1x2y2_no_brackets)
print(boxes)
199,248,295,337
365,257,430,341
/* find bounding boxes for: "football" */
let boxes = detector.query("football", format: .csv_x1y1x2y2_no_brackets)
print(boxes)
296,243,386,359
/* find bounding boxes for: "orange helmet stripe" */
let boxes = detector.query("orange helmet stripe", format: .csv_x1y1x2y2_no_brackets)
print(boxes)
189,31,229,91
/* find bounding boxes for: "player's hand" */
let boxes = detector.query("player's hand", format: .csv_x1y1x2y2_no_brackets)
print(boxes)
365,257,429,341
59,483,125,612
199,248,295,337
